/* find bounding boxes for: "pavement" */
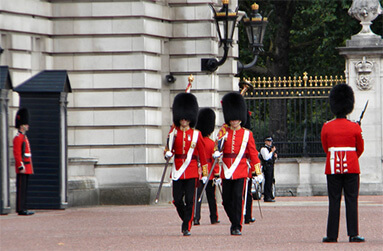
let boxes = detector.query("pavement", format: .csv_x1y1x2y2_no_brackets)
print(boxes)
1,195,382,251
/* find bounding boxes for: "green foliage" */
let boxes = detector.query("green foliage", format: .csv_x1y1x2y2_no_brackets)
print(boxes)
238,0,383,77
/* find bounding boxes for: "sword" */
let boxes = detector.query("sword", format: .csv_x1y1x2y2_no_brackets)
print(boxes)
154,159,170,204
255,181,263,218
217,182,223,197
198,157,219,202
357,100,369,125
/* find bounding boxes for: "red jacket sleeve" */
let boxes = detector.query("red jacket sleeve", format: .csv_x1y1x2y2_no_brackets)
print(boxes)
13,135,23,171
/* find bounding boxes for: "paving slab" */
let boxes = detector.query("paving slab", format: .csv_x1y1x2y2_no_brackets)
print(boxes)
1,196,382,250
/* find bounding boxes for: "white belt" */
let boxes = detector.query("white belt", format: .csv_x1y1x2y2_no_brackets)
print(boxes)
328,147,356,174
328,147,356,152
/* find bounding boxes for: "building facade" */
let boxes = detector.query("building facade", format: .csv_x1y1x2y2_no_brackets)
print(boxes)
1,0,240,207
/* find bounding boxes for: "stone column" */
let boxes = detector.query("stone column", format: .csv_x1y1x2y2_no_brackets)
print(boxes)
338,0,383,194
296,158,313,196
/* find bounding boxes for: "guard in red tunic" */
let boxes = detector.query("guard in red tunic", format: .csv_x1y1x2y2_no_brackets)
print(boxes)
215,92,263,235
193,108,220,225
321,84,365,243
13,108,34,216
164,93,208,236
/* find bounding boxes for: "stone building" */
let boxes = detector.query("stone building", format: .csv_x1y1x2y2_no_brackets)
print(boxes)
1,0,239,207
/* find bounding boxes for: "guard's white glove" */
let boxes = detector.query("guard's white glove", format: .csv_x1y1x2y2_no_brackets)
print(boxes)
201,176,208,184
212,151,222,159
18,164,26,174
214,177,222,186
165,151,173,160
252,177,257,184
256,174,264,184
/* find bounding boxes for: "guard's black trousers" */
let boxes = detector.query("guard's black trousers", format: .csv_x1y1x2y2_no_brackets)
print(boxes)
172,178,197,232
16,174,29,213
194,180,219,223
326,174,359,239
222,178,246,231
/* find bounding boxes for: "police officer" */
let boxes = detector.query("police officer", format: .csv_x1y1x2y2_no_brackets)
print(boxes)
215,92,263,235
321,84,365,243
194,108,220,225
259,136,277,202
13,108,34,216
164,93,208,236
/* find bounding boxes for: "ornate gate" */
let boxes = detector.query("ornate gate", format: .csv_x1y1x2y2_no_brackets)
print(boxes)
243,72,346,157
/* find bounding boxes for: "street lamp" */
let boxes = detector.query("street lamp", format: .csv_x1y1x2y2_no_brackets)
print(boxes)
237,3,268,74
201,0,239,72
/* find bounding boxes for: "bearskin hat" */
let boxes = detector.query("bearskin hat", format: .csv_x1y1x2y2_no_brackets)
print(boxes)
15,107,29,128
222,92,247,126
172,93,199,128
329,84,354,117
242,110,251,130
196,108,216,137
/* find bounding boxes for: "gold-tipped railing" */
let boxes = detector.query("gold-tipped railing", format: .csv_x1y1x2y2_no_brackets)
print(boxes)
242,72,346,99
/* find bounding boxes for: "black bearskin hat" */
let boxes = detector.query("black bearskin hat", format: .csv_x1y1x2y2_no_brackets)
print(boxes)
15,107,29,128
329,84,354,117
172,93,199,128
196,108,216,137
222,92,247,126
242,110,251,130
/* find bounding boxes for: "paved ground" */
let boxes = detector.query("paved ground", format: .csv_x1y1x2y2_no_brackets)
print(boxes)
1,196,382,251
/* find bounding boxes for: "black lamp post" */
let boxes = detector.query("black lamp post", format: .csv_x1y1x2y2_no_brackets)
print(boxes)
201,0,239,72
237,2,268,74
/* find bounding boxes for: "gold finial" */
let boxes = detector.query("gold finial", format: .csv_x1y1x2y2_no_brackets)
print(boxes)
185,74,194,93
188,74,194,84
252,3,259,10
222,0,229,4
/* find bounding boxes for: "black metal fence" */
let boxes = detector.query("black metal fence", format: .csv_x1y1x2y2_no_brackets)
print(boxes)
243,72,346,157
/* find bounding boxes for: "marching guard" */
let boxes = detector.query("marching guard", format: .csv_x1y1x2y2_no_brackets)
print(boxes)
164,91,209,236
194,108,220,225
13,108,34,216
321,84,365,243
214,92,263,235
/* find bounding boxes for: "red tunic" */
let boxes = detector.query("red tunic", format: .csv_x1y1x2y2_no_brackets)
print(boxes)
13,132,34,174
201,137,220,180
170,127,208,180
221,127,260,180
321,118,364,175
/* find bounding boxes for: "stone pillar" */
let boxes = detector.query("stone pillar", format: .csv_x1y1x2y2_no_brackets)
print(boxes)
296,158,313,196
338,0,383,194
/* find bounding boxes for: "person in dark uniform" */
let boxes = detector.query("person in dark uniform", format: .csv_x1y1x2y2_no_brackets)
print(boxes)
259,136,277,202
13,108,34,216
193,108,220,225
321,84,365,243
164,93,208,236
214,92,263,235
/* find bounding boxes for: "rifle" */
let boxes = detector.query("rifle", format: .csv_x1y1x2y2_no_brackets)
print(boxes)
357,100,369,125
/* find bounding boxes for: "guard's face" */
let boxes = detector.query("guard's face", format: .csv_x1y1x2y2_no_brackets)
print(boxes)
21,124,29,132
230,120,241,129
265,140,272,146
180,119,190,128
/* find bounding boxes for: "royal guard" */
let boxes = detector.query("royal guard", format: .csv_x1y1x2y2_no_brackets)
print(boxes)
214,92,263,235
164,92,209,236
13,108,34,216
193,108,220,225
321,84,365,243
